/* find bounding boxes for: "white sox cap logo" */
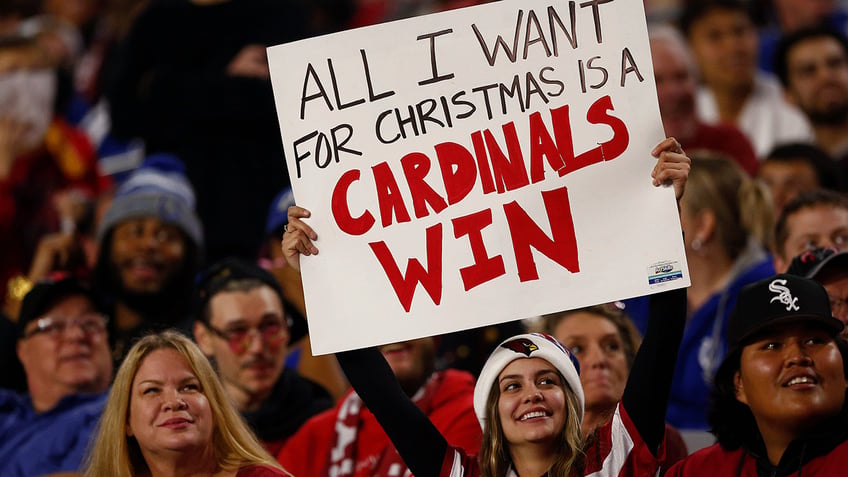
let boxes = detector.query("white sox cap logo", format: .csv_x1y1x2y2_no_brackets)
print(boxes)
769,278,800,311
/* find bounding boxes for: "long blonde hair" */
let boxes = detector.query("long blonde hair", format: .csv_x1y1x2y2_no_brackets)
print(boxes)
683,152,774,253
83,330,285,477
478,369,584,477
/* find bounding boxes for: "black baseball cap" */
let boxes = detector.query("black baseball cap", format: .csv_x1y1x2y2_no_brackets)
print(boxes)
786,247,848,280
726,273,842,352
17,275,101,338
194,257,307,342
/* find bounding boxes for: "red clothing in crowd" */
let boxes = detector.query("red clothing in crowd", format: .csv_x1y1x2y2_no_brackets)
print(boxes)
662,424,690,476
347,0,485,28
278,369,481,477
666,440,848,477
683,122,760,176
439,405,668,477
0,118,107,299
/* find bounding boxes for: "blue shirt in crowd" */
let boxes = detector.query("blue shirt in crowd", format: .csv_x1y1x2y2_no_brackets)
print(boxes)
0,389,108,477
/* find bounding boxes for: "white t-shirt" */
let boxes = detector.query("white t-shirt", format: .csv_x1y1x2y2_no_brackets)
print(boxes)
696,73,813,158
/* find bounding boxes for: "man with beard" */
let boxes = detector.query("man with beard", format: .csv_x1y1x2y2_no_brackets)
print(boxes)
193,258,333,455
277,336,482,477
94,153,203,364
776,26,848,187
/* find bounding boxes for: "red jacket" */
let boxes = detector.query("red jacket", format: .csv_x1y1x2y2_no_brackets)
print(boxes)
0,118,106,298
438,404,667,477
666,439,848,476
278,369,481,477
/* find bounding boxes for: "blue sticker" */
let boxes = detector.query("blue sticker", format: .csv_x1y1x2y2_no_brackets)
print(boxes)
647,261,683,286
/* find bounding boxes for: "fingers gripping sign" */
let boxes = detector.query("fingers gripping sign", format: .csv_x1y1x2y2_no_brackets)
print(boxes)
651,137,690,202
281,206,319,272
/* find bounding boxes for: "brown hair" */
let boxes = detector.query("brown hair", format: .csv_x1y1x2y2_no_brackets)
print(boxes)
774,189,848,258
478,369,584,477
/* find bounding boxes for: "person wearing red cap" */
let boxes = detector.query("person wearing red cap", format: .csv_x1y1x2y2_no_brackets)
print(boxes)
667,274,848,476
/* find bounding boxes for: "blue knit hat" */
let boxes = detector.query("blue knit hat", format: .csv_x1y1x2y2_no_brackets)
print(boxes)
97,154,203,248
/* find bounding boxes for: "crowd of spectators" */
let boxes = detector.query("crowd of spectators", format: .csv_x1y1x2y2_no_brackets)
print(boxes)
5,0,848,476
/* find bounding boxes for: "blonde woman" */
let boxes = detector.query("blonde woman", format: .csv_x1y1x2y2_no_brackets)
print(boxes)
282,138,690,477
84,331,287,477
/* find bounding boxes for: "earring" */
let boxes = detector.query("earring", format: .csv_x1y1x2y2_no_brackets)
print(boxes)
691,238,703,251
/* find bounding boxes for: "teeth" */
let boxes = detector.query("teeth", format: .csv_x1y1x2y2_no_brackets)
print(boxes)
786,376,814,386
520,411,547,421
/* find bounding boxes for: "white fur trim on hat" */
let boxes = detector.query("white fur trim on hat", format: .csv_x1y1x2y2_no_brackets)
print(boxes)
473,333,584,430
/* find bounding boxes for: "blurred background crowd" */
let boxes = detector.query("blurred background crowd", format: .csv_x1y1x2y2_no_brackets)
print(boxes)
5,0,848,476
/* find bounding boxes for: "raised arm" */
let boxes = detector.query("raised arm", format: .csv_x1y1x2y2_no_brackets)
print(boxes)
621,286,687,454
284,138,690,464
335,347,449,477
621,137,690,454
282,207,451,477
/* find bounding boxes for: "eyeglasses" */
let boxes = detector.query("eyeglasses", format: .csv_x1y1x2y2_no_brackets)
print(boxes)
204,317,288,354
23,313,109,339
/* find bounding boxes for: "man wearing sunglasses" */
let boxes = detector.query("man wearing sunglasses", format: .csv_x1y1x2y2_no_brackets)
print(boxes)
0,275,112,477
193,258,333,455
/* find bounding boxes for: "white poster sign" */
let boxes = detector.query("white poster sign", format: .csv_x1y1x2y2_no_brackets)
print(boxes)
268,0,689,354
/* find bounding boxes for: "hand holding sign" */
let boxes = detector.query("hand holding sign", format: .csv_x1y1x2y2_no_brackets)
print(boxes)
651,137,689,201
282,205,319,272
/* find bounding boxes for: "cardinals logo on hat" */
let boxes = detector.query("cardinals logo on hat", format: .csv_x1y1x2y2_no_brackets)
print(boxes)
501,338,539,356
475,333,585,426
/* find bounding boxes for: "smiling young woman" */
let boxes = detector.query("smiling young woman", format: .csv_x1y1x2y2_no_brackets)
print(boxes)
336,291,686,477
